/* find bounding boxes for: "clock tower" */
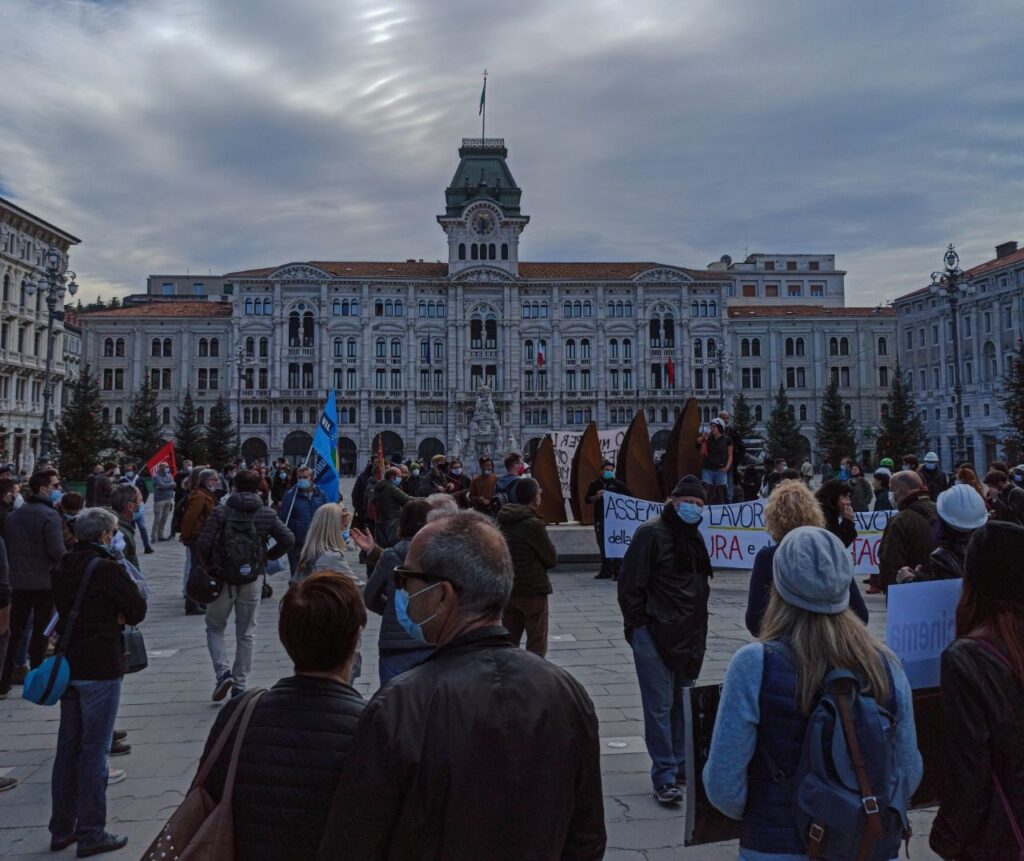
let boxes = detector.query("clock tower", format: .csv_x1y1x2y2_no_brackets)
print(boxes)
437,138,529,278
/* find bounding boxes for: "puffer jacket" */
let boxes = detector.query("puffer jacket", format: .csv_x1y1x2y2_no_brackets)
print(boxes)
496,504,557,596
2,495,65,591
196,492,294,575
848,476,873,512
199,675,365,861
930,637,1024,860
878,491,938,590
618,504,713,678
920,531,971,581
364,539,435,654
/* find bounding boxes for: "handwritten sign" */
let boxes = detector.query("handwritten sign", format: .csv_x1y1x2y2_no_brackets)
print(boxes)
886,578,962,689
602,491,893,574
548,427,627,500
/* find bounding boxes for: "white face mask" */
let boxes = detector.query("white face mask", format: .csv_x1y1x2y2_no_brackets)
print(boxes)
13,494,24,508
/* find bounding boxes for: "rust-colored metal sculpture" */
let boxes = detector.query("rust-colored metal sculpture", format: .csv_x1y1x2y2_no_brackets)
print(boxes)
615,410,662,502
531,435,567,524
569,422,602,525
663,397,703,494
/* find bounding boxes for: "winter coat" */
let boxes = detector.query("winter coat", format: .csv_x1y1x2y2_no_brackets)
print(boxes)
920,465,950,501
179,488,217,545
280,486,328,545
920,531,971,581
151,470,175,503
991,484,1024,525
196,492,294,575
848,476,873,512
200,675,365,861
873,486,895,512
316,626,606,860
291,549,361,587
0,538,10,609
496,504,558,596
2,495,65,591
371,480,410,524
468,473,498,512
618,504,713,678
116,513,140,571
930,637,1024,860
52,543,147,680
584,476,631,531
364,539,434,654
878,491,938,590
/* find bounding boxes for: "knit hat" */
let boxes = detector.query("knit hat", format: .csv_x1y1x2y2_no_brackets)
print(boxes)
879,457,894,469
936,484,988,531
671,474,707,502
772,526,852,615
964,521,1024,601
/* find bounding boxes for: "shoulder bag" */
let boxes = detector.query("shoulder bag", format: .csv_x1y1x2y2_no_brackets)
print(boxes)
22,558,101,706
143,688,266,860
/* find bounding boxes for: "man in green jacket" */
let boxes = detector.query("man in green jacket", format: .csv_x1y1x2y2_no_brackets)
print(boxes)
111,484,141,571
372,467,413,548
496,478,558,657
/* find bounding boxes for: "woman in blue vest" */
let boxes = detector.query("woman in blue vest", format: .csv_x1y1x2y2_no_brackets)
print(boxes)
704,526,922,859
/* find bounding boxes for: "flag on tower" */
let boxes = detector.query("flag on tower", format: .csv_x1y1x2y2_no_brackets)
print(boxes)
479,74,486,116
666,357,675,386
537,342,545,367
310,391,340,502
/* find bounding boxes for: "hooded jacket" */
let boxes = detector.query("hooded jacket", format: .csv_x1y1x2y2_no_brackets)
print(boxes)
878,490,938,590
496,503,558,596
196,491,295,575
371,479,410,524
617,503,713,678
3,495,66,591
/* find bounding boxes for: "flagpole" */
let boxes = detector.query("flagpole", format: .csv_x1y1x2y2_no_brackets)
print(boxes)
481,69,487,139
282,443,314,529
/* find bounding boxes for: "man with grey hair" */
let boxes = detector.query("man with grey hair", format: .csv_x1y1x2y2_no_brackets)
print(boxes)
424,492,458,521
318,511,606,860
110,485,141,571
877,469,938,592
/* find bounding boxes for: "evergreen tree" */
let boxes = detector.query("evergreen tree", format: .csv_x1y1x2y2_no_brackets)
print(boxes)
205,394,238,468
731,392,757,442
764,384,804,466
1001,338,1024,463
174,388,206,464
815,377,856,469
55,367,115,479
876,363,926,464
108,296,121,309
122,377,164,467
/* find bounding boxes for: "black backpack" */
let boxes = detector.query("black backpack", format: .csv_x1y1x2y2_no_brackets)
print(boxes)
213,507,264,586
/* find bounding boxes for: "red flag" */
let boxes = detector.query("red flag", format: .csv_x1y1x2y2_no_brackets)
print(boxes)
145,440,177,476
537,343,545,367
666,357,675,387
376,435,385,480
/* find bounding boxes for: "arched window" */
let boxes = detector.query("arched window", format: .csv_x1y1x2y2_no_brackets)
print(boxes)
881,404,890,420
754,405,763,422
707,338,716,356
347,338,357,359
259,337,269,358
245,298,253,315
843,403,852,420
691,300,699,317
384,300,394,317
581,338,591,360
395,300,404,317
245,336,255,357
470,244,478,261
262,298,271,315
566,339,577,360
161,407,170,425
283,407,290,424
295,408,304,424
799,404,807,421
663,316,674,346
334,337,343,358
419,301,427,317
609,338,619,358
742,338,752,357
488,244,496,260
151,338,161,357
103,338,114,357
115,338,125,357
649,319,661,348
795,337,805,357
694,339,703,359
198,338,208,357
751,338,761,357
102,407,110,423
625,301,633,317
607,301,614,317
458,243,466,260
351,299,360,316
196,407,205,424
829,337,838,356
332,299,341,316
391,338,402,358
563,301,572,318
573,301,582,318
784,337,793,357
839,337,850,356
877,337,888,356
709,301,717,317
341,299,350,316
375,407,383,423
374,300,384,316
302,312,314,346
375,338,386,358
983,341,997,382
114,407,123,425
243,408,251,424
1,273,8,301
623,338,632,359
524,339,534,362
501,243,509,260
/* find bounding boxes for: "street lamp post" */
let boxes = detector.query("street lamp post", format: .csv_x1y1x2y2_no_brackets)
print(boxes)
712,343,730,412
234,342,248,461
930,244,975,469
22,248,78,466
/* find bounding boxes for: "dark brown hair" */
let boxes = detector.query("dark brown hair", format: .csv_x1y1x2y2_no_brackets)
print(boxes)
29,468,59,494
278,572,366,673
955,579,1024,688
399,499,432,539
233,469,259,493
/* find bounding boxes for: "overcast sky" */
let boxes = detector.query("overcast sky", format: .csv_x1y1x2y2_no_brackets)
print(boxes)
1,0,1022,306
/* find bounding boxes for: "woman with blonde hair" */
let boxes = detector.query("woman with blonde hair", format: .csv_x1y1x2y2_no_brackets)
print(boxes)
291,503,361,587
744,479,868,636
706,527,922,859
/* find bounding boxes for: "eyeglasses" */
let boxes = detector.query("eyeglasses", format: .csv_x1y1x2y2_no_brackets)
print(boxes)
393,566,455,592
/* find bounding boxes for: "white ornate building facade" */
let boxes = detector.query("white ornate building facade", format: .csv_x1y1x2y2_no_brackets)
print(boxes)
78,137,898,471
0,197,80,470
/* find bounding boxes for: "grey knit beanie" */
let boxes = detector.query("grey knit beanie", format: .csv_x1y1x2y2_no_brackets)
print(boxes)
772,526,852,615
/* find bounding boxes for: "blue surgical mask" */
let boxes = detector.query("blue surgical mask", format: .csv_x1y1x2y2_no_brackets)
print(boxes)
676,501,704,524
602,471,614,480
341,530,351,542
924,463,936,470
297,478,311,490
111,532,127,553
451,468,462,476
394,582,441,644
392,477,402,486
49,489,63,504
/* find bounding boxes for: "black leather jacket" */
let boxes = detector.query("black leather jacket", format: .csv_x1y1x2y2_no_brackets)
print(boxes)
930,637,1024,860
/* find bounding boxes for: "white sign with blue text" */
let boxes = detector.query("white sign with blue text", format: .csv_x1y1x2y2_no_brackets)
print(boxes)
886,578,962,689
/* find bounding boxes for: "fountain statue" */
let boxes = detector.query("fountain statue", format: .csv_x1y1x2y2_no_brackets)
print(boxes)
452,433,464,461
467,385,505,462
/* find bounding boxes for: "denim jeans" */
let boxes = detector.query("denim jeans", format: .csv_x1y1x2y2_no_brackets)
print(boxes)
631,626,694,788
182,545,192,598
133,508,152,550
205,581,261,689
152,499,173,540
378,648,433,686
50,678,123,845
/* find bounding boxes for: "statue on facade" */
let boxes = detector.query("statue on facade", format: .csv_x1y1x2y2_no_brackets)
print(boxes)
467,385,504,461
452,433,464,461
506,431,519,455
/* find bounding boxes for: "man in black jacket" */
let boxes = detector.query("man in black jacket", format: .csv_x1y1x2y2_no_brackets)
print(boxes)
585,460,630,580
318,511,606,861
618,474,713,806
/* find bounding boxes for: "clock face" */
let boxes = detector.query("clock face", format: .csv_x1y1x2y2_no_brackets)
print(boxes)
472,211,496,236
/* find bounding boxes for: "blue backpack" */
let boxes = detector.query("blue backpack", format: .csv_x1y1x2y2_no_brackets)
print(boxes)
764,668,912,860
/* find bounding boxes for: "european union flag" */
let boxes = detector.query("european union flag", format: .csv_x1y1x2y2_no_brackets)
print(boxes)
311,391,340,502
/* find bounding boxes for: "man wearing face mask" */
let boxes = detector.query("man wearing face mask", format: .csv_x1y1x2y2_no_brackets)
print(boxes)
427,454,454,495
318,511,606,860
150,461,175,541
617,475,714,806
119,464,153,555
469,457,498,514
110,486,142,572
585,460,631,580
446,458,471,507
919,450,950,501
0,469,66,696
370,466,413,549
270,459,290,507
281,466,328,576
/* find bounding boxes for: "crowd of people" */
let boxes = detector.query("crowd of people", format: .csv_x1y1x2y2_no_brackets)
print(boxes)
0,443,1020,859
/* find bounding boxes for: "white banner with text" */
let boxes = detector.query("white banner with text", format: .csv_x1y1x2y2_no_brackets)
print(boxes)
602,491,893,574
548,427,628,500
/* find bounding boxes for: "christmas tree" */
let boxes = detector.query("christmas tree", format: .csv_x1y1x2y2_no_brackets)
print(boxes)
764,384,804,466
815,377,856,469
876,363,926,464
55,367,115,479
122,377,164,468
205,394,238,469
173,388,207,464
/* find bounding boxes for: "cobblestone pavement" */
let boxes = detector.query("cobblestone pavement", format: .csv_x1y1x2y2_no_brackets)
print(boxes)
0,537,940,859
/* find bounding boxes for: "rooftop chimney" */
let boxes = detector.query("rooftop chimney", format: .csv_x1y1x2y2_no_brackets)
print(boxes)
995,240,1019,259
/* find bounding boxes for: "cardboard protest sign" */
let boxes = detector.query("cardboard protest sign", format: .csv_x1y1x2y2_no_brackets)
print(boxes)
886,578,962,689
549,427,627,500
602,491,892,575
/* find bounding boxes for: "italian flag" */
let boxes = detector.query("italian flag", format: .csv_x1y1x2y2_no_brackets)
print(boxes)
537,343,545,367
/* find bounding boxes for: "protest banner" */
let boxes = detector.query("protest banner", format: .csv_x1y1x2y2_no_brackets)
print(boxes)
602,491,892,575
886,578,962,689
549,427,627,500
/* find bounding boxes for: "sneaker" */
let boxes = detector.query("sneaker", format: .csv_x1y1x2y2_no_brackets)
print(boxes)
653,783,683,804
106,769,126,785
76,832,128,857
212,673,234,702
229,686,246,700
109,740,131,757
50,834,76,851
112,730,127,743
144,547,155,555
0,775,17,792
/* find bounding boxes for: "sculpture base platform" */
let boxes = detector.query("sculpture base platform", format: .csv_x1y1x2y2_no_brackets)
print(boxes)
549,523,600,564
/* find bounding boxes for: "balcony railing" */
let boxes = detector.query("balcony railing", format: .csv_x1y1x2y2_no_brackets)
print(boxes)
285,346,315,358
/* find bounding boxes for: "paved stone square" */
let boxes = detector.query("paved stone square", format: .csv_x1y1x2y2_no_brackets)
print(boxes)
0,536,941,859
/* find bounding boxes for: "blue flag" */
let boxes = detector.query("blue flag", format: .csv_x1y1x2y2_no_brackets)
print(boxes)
310,391,340,502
